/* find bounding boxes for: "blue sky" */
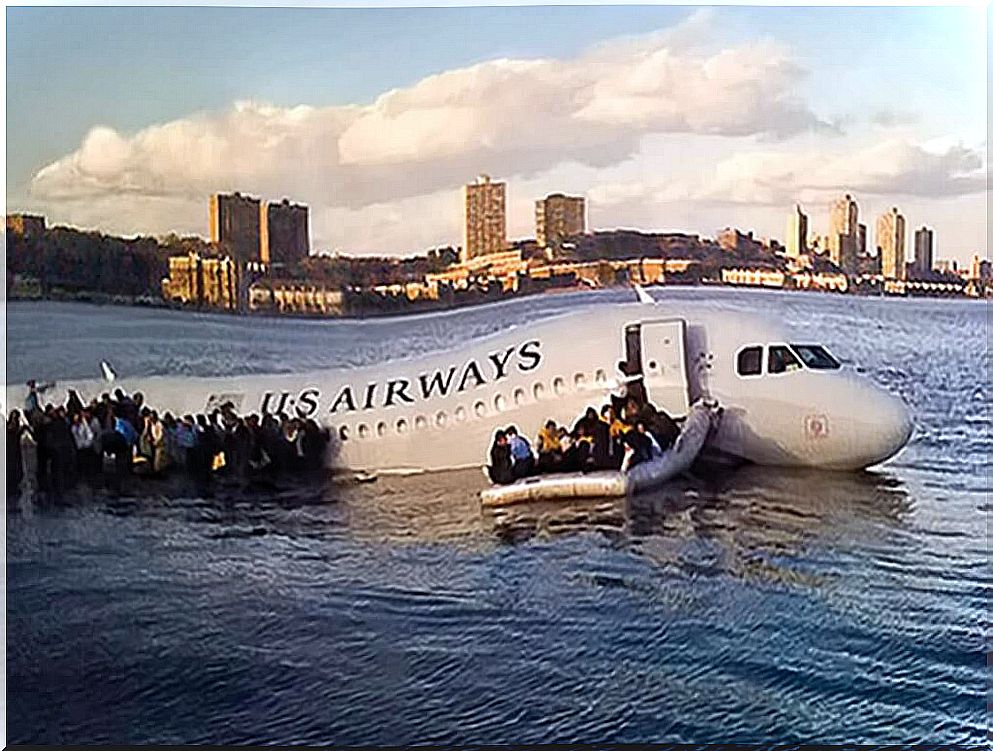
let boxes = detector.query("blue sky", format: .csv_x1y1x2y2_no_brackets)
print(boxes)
6,5,987,261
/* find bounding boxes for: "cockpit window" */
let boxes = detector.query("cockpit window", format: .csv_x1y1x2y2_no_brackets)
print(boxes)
737,346,762,376
790,344,841,370
769,345,802,374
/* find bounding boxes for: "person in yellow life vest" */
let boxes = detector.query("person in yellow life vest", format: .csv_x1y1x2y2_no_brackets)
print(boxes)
536,419,564,473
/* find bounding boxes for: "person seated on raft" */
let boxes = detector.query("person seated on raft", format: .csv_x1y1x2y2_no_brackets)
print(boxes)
622,396,680,453
488,429,514,485
535,419,564,473
505,425,535,479
621,420,663,472
563,422,595,472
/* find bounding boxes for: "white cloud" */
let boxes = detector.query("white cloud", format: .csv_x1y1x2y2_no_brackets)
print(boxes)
28,13,823,220
588,137,986,210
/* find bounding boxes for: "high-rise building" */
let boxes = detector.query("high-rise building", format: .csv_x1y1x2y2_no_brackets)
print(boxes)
210,192,261,262
857,223,867,256
462,175,506,263
913,227,934,276
785,204,808,258
535,193,586,250
827,193,859,270
261,199,310,266
876,207,907,280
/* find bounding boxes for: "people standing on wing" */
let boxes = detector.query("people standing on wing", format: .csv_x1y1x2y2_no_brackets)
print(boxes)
505,425,535,479
488,430,514,485
535,419,563,473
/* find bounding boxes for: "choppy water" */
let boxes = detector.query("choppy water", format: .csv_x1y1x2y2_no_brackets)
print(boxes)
5,289,990,744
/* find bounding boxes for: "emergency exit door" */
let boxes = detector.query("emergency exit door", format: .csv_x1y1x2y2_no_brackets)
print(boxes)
640,318,690,417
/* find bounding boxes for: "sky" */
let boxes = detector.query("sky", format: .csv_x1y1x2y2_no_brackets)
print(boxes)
5,4,988,263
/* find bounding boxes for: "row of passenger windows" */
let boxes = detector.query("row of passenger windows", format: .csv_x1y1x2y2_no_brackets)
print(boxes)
736,343,841,377
338,368,609,442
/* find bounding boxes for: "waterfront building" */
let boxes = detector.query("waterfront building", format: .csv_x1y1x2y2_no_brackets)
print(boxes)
163,252,240,310
913,227,934,276
785,204,808,259
249,280,345,314
827,193,859,271
462,175,506,263
261,199,309,266
876,207,907,280
720,267,787,288
5,213,46,238
535,193,586,253
210,192,261,262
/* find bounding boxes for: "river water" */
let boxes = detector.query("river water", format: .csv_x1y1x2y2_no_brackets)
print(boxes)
5,289,989,744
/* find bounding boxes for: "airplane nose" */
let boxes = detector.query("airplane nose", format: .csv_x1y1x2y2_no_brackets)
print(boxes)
861,389,913,467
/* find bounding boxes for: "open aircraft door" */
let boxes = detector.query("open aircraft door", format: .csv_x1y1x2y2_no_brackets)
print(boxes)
631,318,691,418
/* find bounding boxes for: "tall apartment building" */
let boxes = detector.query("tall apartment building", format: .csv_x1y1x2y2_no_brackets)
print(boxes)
535,193,586,251
876,207,906,280
857,223,867,256
210,192,261,262
261,199,309,266
785,204,808,258
827,193,859,271
913,226,934,276
462,175,506,263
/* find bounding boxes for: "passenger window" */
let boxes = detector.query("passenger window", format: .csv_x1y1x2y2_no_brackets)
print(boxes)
553,377,565,395
533,382,545,399
737,346,762,376
339,426,349,441
574,373,586,388
474,400,486,417
436,411,447,427
396,419,408,434
376,421,387,438
513,388,526,406
768,345,802,374
415,415,427,430
494,394,506,412
454,406,467,422
595,369,607,383
358,424,370,439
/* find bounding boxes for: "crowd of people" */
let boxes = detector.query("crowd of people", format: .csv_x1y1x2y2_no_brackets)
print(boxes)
7,380,331,501
486,385,680,486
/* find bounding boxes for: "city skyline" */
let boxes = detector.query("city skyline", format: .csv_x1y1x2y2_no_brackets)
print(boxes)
6,5,987,263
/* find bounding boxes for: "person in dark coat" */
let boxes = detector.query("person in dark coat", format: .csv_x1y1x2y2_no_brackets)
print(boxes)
7,410,30,498
488,430,514,485
45,406,77,498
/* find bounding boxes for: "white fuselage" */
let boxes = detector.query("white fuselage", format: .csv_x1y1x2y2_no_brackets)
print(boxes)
5,302,913,473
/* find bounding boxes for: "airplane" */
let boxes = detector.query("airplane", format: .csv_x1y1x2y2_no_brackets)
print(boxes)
5,293,913,474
